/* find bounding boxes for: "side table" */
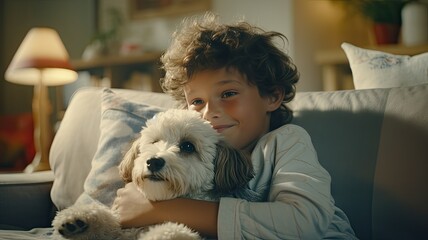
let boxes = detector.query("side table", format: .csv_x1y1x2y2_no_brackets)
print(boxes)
0,171,55,230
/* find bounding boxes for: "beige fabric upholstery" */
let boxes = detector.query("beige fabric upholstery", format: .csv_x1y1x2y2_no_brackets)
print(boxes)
290,89,389,239
372,84,428,239
50,88,174,209
4,84,426,238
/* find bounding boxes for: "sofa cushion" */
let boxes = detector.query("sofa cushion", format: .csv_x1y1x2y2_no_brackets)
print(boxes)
372,84,428,239
341,42,428,89
50,87,174,210
290,88,390,240
50,88,102,210
74,89,165,207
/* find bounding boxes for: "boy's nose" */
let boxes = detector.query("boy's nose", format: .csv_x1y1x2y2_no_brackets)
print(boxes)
202,101,220,120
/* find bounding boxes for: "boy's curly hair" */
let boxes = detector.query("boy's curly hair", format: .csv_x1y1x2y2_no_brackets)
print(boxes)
160,13,299,131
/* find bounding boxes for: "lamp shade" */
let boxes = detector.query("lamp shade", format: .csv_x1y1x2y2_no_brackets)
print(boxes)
5,27,77,86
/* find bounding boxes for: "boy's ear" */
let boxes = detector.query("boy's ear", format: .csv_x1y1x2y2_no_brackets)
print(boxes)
266,88,284,112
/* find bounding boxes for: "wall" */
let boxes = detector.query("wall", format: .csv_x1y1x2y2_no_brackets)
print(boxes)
98,0,293,56
293,0,371,91
0,0,97,116
98,0,371,92
0,0,376,116
213,0,294,57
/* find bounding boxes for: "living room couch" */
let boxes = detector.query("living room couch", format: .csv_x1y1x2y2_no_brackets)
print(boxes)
1,84,427,239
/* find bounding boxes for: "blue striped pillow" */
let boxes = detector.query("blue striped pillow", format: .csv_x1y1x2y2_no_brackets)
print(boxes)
75,88,164,207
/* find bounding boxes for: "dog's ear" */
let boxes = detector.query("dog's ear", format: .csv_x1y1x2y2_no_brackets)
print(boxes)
214,141,255,194
118,139,140,183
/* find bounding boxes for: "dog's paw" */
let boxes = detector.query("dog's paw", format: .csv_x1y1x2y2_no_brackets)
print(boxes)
52,203,121,240
142,222,201,240
56,218,89,238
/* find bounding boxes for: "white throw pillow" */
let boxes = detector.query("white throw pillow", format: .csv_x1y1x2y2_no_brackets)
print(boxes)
341,42,428,89
74,88,164,207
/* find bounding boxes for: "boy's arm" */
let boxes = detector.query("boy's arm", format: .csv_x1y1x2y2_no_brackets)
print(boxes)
217,125,336,239
157,198,219,237
113,182,219,238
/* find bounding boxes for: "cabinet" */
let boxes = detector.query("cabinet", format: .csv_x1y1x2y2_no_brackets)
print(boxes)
315,44,428,91
71,52,164,92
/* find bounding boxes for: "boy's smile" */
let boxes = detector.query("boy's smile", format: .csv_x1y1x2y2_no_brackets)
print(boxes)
184,67,279,152
211,124,233,133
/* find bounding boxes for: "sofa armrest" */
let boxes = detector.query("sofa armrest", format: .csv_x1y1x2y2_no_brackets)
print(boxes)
0,171,56,230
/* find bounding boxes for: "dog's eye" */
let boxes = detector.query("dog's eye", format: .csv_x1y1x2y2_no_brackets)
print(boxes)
179,141,195,153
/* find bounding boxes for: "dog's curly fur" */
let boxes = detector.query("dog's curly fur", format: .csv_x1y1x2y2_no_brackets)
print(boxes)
52,109,259,240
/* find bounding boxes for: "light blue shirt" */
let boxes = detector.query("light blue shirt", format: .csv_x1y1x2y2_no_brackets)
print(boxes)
218,124,357,239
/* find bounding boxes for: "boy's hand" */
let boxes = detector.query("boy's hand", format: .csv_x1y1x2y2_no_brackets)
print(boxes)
112,182,158,228
112,182,219,237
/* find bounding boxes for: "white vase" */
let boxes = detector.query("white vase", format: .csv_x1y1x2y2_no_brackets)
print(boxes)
401,2,428,46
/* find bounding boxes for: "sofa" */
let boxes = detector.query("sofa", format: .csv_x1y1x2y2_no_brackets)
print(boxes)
0,84,427,239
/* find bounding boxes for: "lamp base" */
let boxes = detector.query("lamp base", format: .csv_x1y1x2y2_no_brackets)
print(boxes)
25,81,53,173
24,153,50,173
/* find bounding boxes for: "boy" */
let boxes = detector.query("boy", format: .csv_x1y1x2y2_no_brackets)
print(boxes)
113,13,356,239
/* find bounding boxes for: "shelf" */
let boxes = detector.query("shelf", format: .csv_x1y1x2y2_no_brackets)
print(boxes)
315,44,428,65
71,52,163,70
70,52,164,91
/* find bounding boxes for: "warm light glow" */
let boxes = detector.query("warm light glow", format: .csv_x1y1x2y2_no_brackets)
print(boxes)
3,27,78,172
5,27,77,86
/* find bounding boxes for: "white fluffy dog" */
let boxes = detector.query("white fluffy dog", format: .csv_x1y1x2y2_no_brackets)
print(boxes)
52,109,259,240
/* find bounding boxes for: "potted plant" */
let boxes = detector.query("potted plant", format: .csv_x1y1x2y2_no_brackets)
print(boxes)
82,8,123,60
335,0,412,44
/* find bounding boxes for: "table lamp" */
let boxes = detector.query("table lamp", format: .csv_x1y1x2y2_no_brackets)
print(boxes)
4,27,77,173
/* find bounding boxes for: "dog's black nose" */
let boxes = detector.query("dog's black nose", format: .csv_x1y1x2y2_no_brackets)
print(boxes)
146,157,165,172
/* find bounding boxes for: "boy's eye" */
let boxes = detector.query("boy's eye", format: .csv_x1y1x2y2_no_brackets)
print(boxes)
221,91,238,98
191,99,204,106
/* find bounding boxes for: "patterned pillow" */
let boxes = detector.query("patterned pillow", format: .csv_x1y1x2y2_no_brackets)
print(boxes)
341,42,428,89
74,88,164,207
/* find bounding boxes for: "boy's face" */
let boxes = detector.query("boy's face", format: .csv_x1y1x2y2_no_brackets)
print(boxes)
184,67,279,152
